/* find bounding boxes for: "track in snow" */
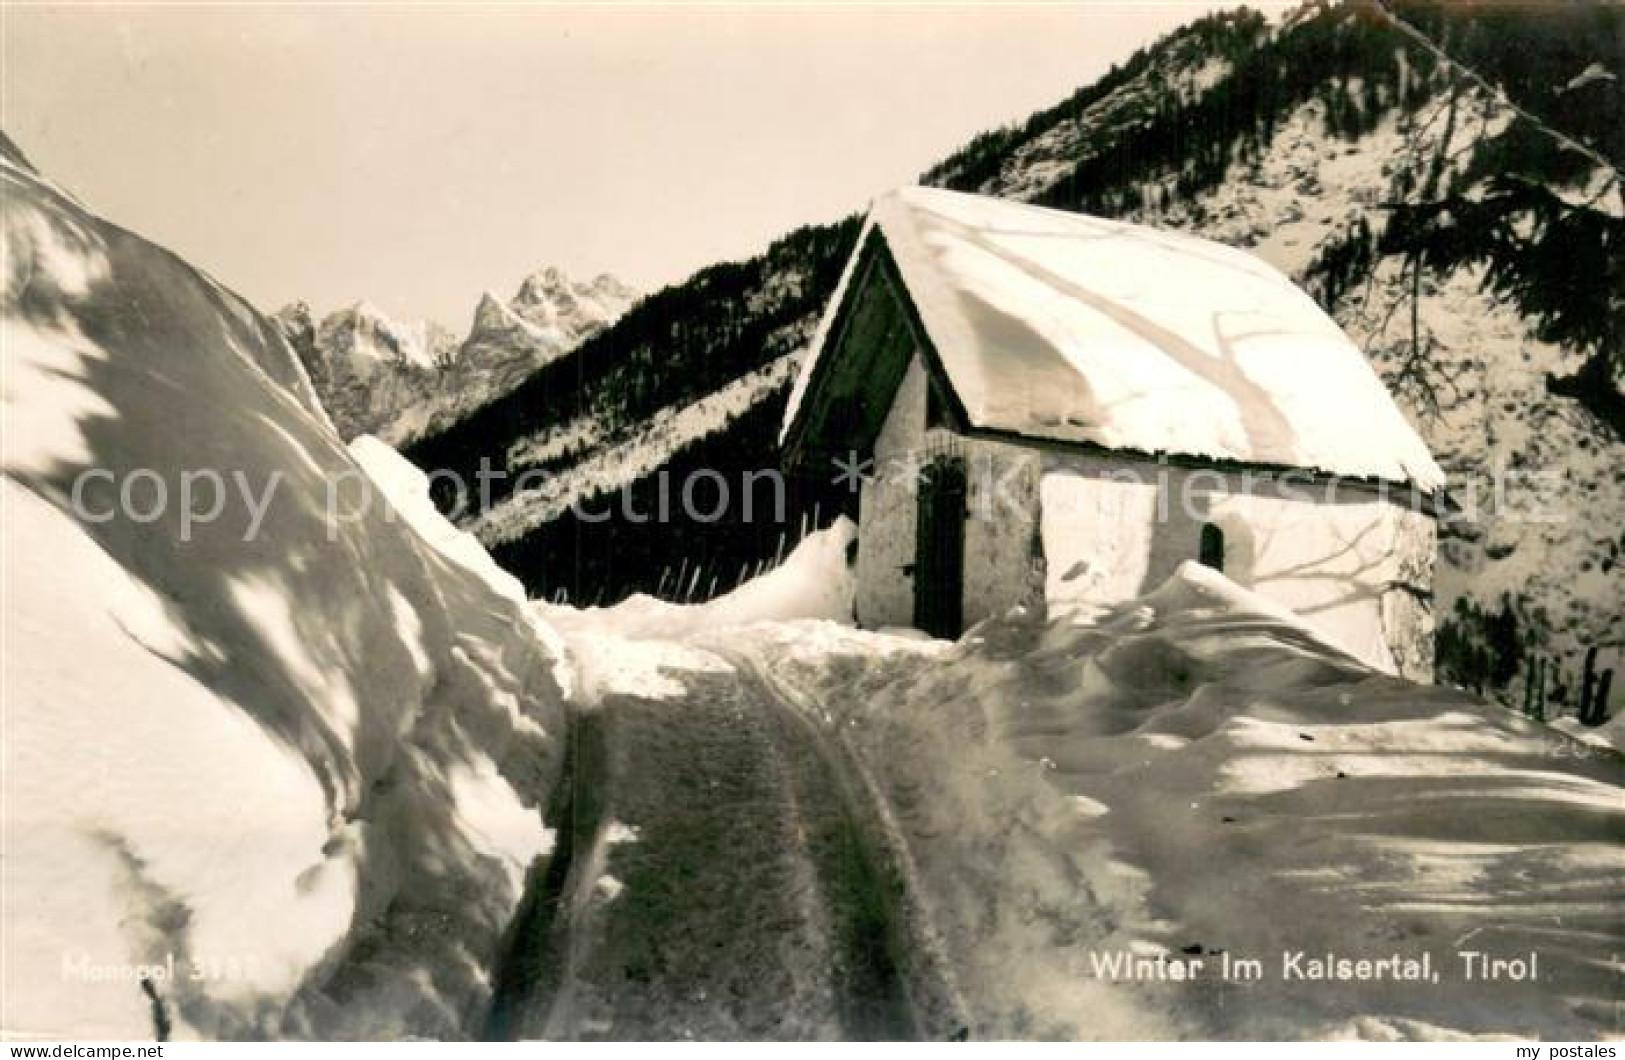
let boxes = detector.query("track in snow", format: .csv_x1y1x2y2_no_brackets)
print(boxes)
485,641,964,1041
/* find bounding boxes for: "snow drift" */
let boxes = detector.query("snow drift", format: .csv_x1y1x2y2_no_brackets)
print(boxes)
723,564,1623,1040
1,140,566,1039
534,515,857,641
496,525,1620,1040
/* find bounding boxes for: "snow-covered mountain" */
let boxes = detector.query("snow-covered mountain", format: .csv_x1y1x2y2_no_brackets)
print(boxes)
404,0,1622,712
316,300,453,375
922,1,1623,704
272,300,457,444
452,269,640,422
467,268,639,374
1,138,569,1039
404,221,859,606
278,269,636,445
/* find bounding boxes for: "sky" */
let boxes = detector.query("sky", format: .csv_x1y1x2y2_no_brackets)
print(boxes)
3,2,1242,328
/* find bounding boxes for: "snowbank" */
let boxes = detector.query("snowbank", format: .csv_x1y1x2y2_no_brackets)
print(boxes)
1549,712,1625,755
2,145,565,1039
349,435,526,605
535,516,856,640
736,562,1623,1039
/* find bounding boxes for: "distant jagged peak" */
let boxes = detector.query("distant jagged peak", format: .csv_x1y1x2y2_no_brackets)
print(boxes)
514,264,571,300
512,274,571,319
469,289,548,343
509,265,637,327
580,269,638,295
315,299,446,374
471,289,509,323
272,300,315,333
585,271,640,302
327,297,400,330
467,265,637,354
274,266,634,440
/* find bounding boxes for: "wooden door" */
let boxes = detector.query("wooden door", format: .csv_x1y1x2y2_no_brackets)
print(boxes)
1199,522,1226,572
914,457,966,639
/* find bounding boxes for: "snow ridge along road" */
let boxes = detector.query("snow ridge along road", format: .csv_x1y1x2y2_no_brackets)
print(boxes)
484,635,968,1041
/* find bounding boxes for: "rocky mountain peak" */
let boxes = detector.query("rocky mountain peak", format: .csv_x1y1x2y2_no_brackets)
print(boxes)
507,266,637,336
314,300,441,374
471,290,516,332
285,268,636,445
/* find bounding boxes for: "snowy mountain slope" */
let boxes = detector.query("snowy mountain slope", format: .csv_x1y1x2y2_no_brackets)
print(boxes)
317,300,449,375
501,540,1622,1040
403,220,859,603
276,269,635,446
467,268,638,373
1,141,568,1039
272,299,455,444
922,0,1623,699
473,352,801,545
920,10,1268,201
456,269,639,405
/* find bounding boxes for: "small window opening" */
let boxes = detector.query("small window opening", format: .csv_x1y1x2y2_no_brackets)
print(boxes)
925,381,949,431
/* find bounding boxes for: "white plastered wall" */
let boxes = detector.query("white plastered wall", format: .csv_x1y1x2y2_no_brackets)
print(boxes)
1038,453,1436,679
854,358,1436,680
856,353,1042,631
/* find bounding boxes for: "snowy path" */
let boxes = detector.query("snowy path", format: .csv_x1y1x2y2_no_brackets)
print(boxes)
485,561,1625,1041
485,635,966,1041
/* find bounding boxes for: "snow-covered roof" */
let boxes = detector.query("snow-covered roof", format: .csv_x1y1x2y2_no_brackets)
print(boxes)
783,187,1444,492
